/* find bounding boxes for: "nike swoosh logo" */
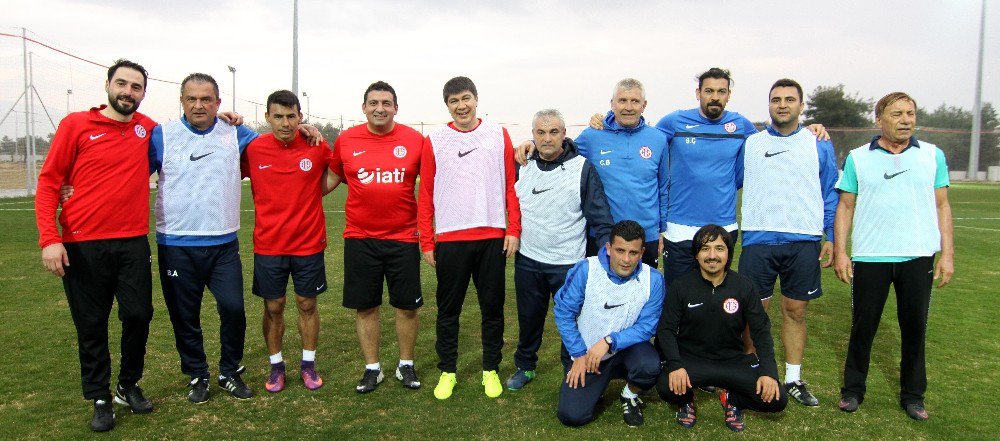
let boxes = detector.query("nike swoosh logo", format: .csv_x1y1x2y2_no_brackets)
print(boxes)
687,303,704,308
764,150,789,157
258,164,272,169
190,152,213,161
531,187,552,195
604,302,625,309
89,133,106,141
807,288,819,295
884,170,909,179
316,284,325,291
415,296,422,303
353,150,366,156
600,150,612,155
685,124,700,129
750,363,760,368
458,148,477,158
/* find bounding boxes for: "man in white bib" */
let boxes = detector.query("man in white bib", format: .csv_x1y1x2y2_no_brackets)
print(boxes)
833,91,955,421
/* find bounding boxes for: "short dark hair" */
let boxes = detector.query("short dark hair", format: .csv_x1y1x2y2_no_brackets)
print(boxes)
442,76,477,103
770,78,803,101
107,59,148,88
875,92,917,119
364,81,398,106
266,90,300,114
180,73,220,100
697,67,732,89
691,225,734,268
610,220,645,244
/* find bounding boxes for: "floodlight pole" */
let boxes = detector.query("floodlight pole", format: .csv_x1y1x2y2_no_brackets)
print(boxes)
228,65,236,113
292,0,299,95
302,91,310,122
66,89,72,116
968,0,986,180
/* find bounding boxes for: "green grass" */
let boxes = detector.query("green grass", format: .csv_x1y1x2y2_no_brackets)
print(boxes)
0,183,997,440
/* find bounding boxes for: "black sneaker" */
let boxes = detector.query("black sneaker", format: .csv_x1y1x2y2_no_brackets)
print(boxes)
356,368,384,394
620,396,645,427
676,402,697,428
720,390,745,432
785,380,820,407
395,365,421,389
903,402,929,421
114,383,153,413
699,385,717,393
838,395,860,413
188,377,210,404
90,398,115,432
219,366,254,399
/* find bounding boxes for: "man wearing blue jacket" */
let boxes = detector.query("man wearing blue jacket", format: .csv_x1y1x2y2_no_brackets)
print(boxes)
507,109,615,391
574,79,668,268
554,220,664,428
739,79,839,407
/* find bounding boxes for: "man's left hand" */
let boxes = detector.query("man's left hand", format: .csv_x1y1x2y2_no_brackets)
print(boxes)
502,235,519,258
819,241,833,268
298,124,324,145
218,112,244,126
756,375,780,403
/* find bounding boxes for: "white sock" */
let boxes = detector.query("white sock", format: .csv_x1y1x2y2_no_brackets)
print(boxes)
302,349,316,362
366,362,381,371
621,385,638,399
399,359,414,367
785,363,801,384
269,352,283,364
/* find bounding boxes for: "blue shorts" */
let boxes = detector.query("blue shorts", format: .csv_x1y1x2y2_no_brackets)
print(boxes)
252,251,327,299
737,241,822,301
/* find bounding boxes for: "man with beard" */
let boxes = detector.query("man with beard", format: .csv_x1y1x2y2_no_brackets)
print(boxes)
36,59,157,432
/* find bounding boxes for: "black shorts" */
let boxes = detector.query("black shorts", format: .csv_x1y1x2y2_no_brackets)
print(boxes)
342,238,422,310
737,241,822,301
252,251,327,300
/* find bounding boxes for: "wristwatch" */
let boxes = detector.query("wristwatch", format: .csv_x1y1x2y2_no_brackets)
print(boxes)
603,335,613,347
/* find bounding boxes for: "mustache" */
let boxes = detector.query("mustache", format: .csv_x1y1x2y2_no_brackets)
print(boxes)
117,94,135,103
707,101,722,107
703,258,723,264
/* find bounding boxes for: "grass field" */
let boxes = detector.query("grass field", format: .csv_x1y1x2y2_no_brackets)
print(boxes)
0,183,997,440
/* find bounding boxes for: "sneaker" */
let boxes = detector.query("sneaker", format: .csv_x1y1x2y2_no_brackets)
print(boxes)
301,364,324,390
187,377,210,404
265,365,286,393
434,372,457,400
218,366,254,399
903,402,929,421
396,364,421,389
482,370,503,398
838,395,860,413
785,380,820,407
676,402,697,428
699,385,717,393
505,369,535,391
356,368,384,394
620,396,646,427
114,383,153,414
90,398,115,432
720,390,745,432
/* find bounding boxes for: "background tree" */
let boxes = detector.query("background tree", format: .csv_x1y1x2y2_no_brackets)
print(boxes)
804,84,875,164
918,103,999,172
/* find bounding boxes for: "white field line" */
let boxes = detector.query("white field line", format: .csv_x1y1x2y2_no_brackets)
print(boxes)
955,225,1000,232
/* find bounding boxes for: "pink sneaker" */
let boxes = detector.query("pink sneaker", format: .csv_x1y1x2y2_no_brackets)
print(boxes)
301,365,324,390
265,367,285,393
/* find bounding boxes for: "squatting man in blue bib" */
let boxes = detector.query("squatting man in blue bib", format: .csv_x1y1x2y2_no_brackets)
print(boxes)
553,220,664,428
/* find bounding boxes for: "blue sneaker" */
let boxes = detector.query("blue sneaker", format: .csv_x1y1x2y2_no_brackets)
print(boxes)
505,369,536,390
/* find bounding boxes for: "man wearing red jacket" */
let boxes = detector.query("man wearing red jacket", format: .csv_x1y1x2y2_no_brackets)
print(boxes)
242,90,333,393
418,76,521,400
35,59,156,432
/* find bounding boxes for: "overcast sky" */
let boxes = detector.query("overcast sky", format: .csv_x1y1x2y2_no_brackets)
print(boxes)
3,0,997,140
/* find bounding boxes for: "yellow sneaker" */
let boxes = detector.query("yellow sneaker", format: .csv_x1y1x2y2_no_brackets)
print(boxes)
434,372,457,400
483,370,503,398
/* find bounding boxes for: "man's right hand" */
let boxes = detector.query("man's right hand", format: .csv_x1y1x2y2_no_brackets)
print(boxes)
42,243,70,277
668,367,692,395
422,250,436,267
589,113,604,130
566,357,589,389
514,140,534,166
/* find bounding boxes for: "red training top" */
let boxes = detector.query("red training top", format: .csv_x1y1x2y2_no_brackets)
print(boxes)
417,120,521,252
330,123,423,242
242,133,333,256
35,105,157,248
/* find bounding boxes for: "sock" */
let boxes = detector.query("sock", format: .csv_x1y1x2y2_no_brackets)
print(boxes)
270,361,286,372
399,359,414,367
785,363,802,384
269,352,283,365
366,362,381,371
302,349,316,362
301,360,315,370
621,385,639,400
